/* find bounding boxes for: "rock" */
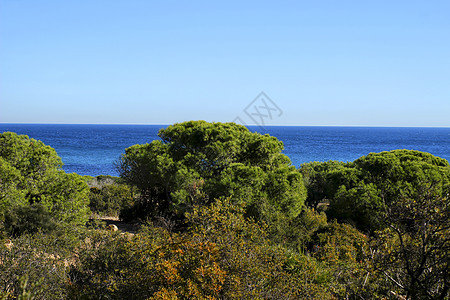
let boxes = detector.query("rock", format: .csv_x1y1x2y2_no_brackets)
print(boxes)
106,224,119,232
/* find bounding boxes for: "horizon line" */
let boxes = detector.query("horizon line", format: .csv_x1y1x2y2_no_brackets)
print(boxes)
1,122,450,128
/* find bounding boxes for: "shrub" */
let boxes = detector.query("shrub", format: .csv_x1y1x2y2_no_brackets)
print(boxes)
3,203,57,237
0,233,73,299
69,200,335,299
88,182,134,217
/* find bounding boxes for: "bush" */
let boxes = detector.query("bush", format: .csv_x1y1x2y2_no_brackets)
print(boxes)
0,232,75,299
4,203,57,237
311,221,370,297
88,182,134,217
69,200,335,299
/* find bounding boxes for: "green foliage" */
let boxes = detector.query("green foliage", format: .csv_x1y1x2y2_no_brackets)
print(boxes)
0,233,74,299
69,200,334,299
300,150,450,232
311,221,372,298
331,182,384,230
0,132,90,237
269,206,327,253
67,230,131,299
3,129,448,299
87,178,134,217
117,121,306,224
300,160,347,209
185,199,333,299
4,203,57,237
0,158,26,236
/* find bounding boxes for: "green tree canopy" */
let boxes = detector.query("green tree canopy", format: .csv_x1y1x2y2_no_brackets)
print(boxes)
300,150,450,232
117,121,306,223
0,132,90,236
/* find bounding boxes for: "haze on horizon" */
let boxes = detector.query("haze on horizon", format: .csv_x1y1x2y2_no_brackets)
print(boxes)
1,1,449,127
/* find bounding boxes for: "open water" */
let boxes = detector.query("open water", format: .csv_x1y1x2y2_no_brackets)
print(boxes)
1,124,449,177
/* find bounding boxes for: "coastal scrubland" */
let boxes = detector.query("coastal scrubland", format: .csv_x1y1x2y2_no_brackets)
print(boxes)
1,121,448,299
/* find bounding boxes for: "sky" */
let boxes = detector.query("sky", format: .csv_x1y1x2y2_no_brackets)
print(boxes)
1,1,449,126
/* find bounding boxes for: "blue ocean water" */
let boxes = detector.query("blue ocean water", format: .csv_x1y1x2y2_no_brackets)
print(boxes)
1,124,449,177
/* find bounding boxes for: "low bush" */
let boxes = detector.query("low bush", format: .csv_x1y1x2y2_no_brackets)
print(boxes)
0,232,75,299
69,199,335,299
3,203,57,237
87,176,135,217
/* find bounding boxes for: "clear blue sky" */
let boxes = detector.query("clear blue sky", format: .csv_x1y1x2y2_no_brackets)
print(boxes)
1,1,449,126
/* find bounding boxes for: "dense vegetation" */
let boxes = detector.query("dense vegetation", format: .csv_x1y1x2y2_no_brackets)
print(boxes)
86,175,135,217
1,123,449,299
0,132,89,237
300,150,450,232
117,121,306,226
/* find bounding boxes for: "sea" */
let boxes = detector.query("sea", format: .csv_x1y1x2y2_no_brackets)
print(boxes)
1,124,449,177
